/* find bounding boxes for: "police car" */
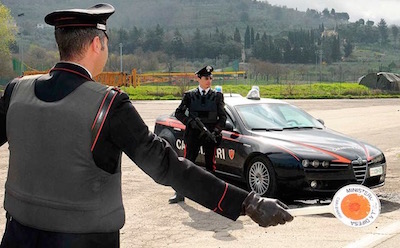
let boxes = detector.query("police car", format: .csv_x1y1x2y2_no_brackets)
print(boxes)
154,88,386,199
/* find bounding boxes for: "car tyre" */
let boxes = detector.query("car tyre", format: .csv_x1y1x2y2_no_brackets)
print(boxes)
246,156,278,197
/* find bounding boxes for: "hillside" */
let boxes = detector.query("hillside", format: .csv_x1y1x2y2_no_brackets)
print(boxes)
4,0,397,85
3,0,342,35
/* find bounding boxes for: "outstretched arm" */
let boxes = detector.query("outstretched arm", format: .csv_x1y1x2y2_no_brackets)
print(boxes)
108,93,293,225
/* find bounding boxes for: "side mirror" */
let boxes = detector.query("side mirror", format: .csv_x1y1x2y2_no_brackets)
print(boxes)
317,119,325,125
224,121,234,132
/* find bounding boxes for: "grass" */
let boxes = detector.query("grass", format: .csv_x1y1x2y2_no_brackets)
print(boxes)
121,82,400,100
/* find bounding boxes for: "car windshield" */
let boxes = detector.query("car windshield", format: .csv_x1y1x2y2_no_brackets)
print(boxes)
235,103,324,130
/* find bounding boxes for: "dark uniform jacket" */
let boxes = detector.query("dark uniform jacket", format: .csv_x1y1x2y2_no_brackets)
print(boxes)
175,87,226,134
0,62,248,233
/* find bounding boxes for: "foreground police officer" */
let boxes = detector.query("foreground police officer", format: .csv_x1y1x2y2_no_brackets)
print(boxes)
0,3,292,247
169,65,226,204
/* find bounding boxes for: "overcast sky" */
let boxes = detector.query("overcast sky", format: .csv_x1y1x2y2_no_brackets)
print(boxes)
264,0,400,26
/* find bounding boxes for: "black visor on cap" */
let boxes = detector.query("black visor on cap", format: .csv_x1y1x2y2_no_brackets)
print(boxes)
45,3,115,32
195,65,214,77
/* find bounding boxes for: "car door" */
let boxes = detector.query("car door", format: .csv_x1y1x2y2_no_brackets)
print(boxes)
214,107,249,180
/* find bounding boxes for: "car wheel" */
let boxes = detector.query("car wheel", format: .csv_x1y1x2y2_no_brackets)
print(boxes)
246,156,277,197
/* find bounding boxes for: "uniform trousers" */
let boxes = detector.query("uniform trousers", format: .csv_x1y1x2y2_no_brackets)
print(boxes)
184,129,217,172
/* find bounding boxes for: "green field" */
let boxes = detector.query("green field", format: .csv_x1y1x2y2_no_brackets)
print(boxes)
122,82,400,100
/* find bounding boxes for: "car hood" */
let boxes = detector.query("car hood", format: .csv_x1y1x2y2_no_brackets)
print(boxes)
252,128,382,162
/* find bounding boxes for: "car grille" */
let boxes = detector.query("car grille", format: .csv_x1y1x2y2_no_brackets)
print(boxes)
352,159,367,184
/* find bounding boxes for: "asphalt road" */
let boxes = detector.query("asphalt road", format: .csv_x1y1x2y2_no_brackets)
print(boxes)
0,98,399,248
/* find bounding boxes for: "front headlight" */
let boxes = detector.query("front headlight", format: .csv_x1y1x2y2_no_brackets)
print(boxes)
370,154,384,164
301,159,330,168
321,161,330,168
302,160,310,167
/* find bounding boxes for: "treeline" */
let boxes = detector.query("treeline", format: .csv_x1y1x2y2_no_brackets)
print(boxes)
15,19,398,76
109,25,242,62
108,14,399,68
338,18,394,45
108,24,343,66
251,26,341,64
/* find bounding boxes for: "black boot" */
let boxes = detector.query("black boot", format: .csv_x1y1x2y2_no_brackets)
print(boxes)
168,192,184,204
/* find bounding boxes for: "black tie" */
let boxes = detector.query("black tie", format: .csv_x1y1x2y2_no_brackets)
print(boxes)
202,90,206,96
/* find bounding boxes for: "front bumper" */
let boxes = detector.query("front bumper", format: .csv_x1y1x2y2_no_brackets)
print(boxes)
301,162,386,193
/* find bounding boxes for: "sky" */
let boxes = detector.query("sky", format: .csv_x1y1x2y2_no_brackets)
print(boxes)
264,0,400,26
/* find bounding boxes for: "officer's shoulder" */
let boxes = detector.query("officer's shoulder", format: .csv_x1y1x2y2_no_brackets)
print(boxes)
5,75,42,91
185,88,198,95
212,89,222,95
212,89,223,96
213,90,224,102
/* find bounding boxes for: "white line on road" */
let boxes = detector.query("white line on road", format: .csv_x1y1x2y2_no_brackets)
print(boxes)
344,221,400,248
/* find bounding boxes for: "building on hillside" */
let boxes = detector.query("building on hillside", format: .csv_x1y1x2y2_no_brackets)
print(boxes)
358,72,400,91
321,30,338,38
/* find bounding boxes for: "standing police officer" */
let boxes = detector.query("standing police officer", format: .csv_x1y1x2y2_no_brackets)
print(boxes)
169,66,226,204
0,4,292,247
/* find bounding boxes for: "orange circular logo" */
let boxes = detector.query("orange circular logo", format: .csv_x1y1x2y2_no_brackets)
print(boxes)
341,193,371,220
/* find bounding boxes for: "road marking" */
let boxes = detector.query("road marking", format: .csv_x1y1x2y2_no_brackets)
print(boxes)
344,221,400,248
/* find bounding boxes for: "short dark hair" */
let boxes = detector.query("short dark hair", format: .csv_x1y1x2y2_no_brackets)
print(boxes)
55,28,106,60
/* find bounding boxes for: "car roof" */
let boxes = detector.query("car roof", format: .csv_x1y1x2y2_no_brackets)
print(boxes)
223,93,287,107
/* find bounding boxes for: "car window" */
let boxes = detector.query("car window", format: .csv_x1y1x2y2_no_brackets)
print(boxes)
235,103,324,130
277,105,317,127
224,106,237,129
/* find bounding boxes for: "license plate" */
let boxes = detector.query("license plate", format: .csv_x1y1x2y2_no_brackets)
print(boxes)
369,166,383,177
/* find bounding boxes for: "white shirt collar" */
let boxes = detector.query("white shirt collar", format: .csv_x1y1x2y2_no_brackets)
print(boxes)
198,86,210,95
60,61,93,78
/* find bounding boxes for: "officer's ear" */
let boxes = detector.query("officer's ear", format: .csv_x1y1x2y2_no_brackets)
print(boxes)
91,36,103,54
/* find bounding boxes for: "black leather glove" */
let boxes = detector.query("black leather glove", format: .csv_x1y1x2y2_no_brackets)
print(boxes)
205,132,217,144
211,127,222,145
242,192,293,227
187,118,198,129
211,127,221,136
199,130,209,141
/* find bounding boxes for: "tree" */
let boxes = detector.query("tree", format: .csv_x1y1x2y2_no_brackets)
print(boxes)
391,25,399,47
188,28,205,59
24,44,58,71
250,27,255,46
322,8,330,18
343,39,354,58
331,35,341,62
0,3,16,77
217,29,227,44
233,27,241,43
244,25,251,49
222,40,242,60
330,9,336,17
168,29,185,58
336,12,349,21
240,11,249,22
143,24,164,52
378,19,389,45
127,26,144,53
366,20,374,26
356,19,365,26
